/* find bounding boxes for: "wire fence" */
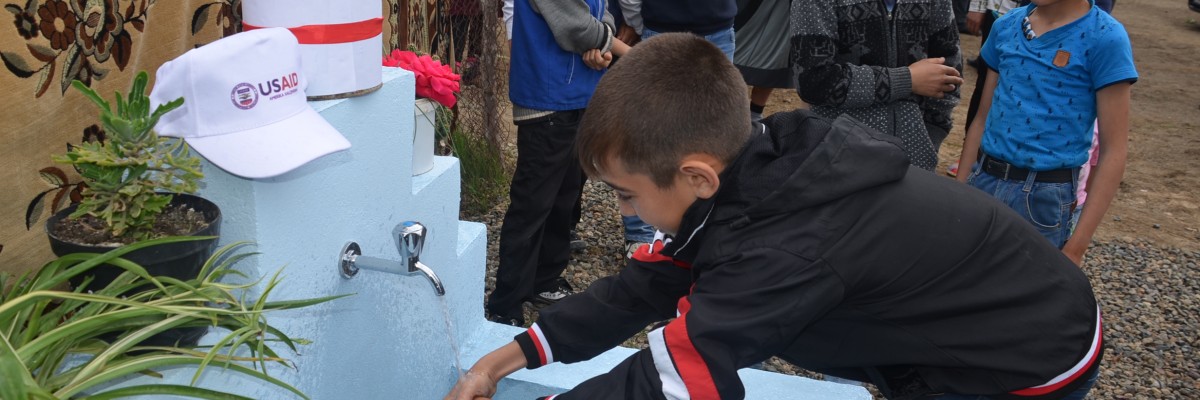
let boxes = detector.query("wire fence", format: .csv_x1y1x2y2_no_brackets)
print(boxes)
398,0,508,158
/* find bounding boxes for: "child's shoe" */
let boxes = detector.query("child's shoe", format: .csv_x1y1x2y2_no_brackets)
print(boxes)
527,280,574,306
485,310,525,327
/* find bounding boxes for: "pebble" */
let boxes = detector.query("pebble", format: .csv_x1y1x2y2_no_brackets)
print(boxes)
470,171,1200,399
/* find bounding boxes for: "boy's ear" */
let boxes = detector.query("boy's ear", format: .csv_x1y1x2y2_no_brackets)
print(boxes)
678,156,723,199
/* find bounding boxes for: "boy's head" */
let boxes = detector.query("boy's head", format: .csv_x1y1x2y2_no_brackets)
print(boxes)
578,33,750,235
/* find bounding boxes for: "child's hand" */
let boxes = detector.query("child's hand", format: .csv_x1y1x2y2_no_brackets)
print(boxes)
583,49,613,70
908,57,963,99
444,371,498,400
966,12,985,36
618,25,640,46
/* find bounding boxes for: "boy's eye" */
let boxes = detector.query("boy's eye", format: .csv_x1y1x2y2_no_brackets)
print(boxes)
616,192,633,201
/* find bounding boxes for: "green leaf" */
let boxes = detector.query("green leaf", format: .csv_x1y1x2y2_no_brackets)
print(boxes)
0,332,55,400
82,384,256,400
56,354,310,400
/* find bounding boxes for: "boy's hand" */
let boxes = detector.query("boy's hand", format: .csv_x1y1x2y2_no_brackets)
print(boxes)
583,49,613,70
445,371,498,400
618,25,640,46
966,12,985,35
909,57,963,99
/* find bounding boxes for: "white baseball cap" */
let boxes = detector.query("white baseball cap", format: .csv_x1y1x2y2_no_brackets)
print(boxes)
150,28,350,179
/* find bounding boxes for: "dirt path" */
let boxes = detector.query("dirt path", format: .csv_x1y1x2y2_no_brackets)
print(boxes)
765,0,1200,250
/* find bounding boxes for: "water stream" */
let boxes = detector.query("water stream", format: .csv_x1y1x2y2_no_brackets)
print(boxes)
438,295,465,383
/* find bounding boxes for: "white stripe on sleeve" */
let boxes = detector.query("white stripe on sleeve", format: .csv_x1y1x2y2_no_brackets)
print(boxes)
648,326,689,400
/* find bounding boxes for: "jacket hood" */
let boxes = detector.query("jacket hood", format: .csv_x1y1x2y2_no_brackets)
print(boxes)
713,110,912,226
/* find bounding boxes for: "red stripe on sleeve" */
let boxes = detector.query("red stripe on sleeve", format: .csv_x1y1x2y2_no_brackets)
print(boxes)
664,297,720,400
527,327,548,366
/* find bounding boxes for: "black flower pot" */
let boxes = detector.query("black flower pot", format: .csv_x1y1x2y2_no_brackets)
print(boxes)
45,193,222,348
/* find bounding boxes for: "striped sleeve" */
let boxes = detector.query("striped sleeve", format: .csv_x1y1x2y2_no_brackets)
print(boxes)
648,296,720,400
515,323,557,368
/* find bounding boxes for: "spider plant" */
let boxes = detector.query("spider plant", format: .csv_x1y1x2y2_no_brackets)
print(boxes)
0,237,348,399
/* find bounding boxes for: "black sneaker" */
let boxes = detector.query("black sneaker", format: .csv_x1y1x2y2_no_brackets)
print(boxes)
486,310,525,327
569,229,586,252
527,280,574,306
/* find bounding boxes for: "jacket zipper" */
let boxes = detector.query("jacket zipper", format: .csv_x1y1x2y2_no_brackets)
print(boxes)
884,0,898,135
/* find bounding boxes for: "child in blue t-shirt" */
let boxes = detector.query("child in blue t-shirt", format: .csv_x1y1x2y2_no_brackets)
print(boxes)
957,0,1136,265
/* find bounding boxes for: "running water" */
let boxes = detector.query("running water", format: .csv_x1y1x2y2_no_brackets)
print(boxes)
438,295,465,382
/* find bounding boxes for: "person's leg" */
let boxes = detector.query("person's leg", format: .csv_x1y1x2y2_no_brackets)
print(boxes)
750,86,774,121
964,11,996,135
702,27,736,61
569,172,587,251
530,112,587,299
489,112,580,319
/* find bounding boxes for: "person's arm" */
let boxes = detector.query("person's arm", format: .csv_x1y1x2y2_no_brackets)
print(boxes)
1061,83,1130,265
1061,24,1138,265
445,245,691,399
967,0,988,35
529,0,614,54
444,342,526,400
542,248,843,399
503,0,514,40
790,0,960,109
957,69,998,183
918,1,964,151
618,0,643,35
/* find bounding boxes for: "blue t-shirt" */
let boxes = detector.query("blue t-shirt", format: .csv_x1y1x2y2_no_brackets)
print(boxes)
979,4,1138,171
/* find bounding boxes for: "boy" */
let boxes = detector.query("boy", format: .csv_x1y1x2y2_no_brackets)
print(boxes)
487,0,629,326
449,33,1101,400
791,0,964,172
956,0,1136,265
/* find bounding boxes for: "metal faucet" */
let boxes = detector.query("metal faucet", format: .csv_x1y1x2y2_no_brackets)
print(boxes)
338,221,445,296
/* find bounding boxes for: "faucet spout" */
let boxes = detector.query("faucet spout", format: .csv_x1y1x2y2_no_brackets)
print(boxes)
411,261,445,296
338,221,445,296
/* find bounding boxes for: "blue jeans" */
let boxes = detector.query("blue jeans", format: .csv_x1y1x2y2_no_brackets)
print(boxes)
930,368,1100,400
623,215,656,243
642,26,735,61
966,162,1079,248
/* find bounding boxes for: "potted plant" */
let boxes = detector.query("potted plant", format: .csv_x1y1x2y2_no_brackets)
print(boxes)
45,71,219,346
383,49,461,175
0,238,346,399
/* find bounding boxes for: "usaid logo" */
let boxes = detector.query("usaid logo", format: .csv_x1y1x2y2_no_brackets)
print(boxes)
230,73,301,109
230,83,258,110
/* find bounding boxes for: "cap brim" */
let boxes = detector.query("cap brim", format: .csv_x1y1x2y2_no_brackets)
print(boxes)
184,108,350,179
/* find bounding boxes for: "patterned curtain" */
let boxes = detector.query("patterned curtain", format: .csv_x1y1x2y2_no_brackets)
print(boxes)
0,0,428,276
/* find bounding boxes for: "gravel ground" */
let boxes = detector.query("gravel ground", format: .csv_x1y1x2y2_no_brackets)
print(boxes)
471,179,1200,399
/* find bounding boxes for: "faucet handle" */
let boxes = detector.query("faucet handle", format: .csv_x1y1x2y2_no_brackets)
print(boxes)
396,221,426,268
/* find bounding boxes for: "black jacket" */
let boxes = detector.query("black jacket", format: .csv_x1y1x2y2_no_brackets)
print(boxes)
515,110,1101,399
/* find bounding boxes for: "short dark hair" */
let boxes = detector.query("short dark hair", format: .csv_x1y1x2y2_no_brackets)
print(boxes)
578,32,750,188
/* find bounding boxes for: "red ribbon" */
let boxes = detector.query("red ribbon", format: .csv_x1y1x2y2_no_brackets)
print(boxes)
243,17,383,45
